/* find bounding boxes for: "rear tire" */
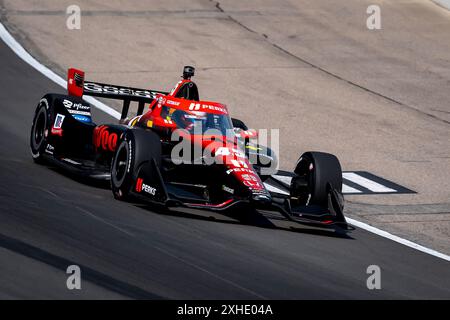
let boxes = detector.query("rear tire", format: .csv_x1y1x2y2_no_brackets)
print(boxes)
292,151,342,206
111,129,161,200
30,99,50,163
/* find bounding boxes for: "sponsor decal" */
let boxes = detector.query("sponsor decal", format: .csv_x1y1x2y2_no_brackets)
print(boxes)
166,99,180,106
252,189,269,195
188,102,227,114
243,180,262,188
63,99,90,112
63,99,73,108
222,185,234,194
240,173,262,189
135,178,156,195
53,114,65,128
84,82,163,99
51,114,65,136
69,110,91,116
135,178,143,192
73,114,92,123
226,167,253,175
93,125,118,152
63,99,91,121
241,174,258,182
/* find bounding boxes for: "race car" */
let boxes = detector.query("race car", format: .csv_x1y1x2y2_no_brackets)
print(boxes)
30,66,347,230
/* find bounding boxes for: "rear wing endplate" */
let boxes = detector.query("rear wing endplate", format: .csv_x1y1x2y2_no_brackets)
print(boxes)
67,68,168,120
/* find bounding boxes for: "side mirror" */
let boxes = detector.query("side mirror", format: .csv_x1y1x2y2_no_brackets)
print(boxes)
231,118,248,131
232,118,257,149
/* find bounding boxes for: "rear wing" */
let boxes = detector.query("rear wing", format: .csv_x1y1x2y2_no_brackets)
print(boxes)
67,68,168,120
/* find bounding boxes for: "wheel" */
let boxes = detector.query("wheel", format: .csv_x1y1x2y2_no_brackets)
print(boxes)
292,151,342,206
30,99,50,163
111,129,161,200
231,118,248,131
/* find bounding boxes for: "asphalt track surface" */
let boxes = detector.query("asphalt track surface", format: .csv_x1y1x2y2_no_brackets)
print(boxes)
0,41,449,299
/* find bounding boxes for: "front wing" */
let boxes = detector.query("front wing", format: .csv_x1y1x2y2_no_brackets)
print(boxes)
132,163,348,231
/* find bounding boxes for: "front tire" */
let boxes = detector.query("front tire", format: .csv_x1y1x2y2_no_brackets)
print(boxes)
111,129,161,200
291,151,342,206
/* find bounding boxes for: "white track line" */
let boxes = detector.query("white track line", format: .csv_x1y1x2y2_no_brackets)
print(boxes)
272,174,363,194
1,21,449,262
346,218,449,261
343,172,396,193
433,0,450,11
342,184,362,194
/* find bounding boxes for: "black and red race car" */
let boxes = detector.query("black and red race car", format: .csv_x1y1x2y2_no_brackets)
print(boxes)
30,66,347,230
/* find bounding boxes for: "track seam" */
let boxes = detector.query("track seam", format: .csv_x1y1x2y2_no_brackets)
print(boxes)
213,1,450,126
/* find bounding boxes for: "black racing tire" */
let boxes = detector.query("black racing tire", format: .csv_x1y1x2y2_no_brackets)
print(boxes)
293,151,342,206
231,118,248,131
30,98,51,163
111,129,162,201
